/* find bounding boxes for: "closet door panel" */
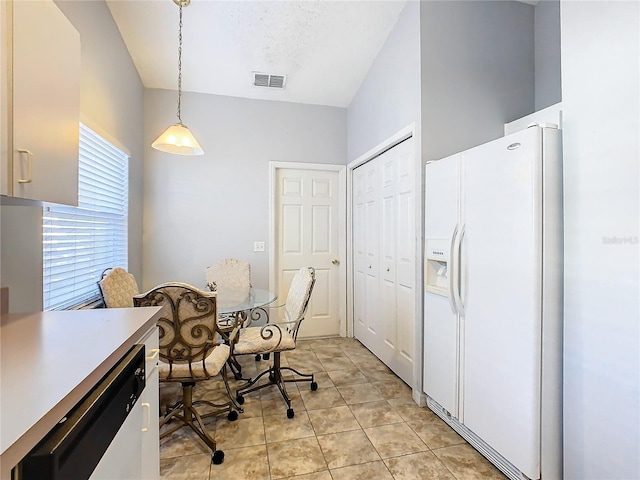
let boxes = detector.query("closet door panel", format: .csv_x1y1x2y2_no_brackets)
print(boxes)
395,282,414,385
352,166,368,343
381,150,396,284
393,138,415,384
364,160,381,349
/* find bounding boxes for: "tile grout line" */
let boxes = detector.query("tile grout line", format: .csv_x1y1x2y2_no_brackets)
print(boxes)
162,338,505,480
311,341,416,479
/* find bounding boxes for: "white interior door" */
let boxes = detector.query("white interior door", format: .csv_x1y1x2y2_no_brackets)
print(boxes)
274,166,342,338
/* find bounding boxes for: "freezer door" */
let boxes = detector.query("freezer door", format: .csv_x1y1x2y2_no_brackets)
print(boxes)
423,153,460,416
424,154,460,244
460,127,543,479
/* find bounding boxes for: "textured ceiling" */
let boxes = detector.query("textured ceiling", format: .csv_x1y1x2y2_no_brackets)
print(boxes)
107,0,408,108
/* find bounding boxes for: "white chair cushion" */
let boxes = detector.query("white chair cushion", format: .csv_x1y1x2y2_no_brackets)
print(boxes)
233,326,296,355
284,267,314,323
158,344,230,381
99,267,139,308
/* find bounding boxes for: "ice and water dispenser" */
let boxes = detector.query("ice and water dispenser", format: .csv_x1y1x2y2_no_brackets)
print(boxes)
425,239,449,295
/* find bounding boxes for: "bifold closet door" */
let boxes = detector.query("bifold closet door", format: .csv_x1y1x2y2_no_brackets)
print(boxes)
353,165,367,343
390,138,415,385
352,136,415,386
353,159,380,349
380,147,398,367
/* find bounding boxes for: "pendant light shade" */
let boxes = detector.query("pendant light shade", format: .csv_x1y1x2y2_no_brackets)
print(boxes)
152,0,203,156
152,123,204,156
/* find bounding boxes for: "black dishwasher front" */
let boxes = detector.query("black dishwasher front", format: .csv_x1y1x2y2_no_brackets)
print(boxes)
17,344,146,480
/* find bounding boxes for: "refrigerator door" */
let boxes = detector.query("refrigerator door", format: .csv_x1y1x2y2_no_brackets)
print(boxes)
423,153,460,417
460,127,543,479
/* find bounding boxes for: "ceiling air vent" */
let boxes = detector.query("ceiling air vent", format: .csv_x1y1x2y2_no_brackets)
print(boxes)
253,72,287,89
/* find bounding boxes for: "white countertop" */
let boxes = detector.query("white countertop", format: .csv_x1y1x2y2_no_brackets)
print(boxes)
0,307,161,474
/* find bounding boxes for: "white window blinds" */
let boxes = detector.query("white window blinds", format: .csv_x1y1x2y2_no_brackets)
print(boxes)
43,124,129,311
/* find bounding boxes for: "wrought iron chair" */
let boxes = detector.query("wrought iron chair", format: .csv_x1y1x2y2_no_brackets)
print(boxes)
205,258,252,378
205,258,251,295
233,267,317,419
133,282,238,465
97,267,139,308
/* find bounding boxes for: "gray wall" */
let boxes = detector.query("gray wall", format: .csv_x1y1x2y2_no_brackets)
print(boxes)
534,0,562,110
346,0,421,162
561,1,639,477
142,89,346,291
0,205,42,312
345,0,422,394
0,0,144,313
345,0,537,399
420,0,534,161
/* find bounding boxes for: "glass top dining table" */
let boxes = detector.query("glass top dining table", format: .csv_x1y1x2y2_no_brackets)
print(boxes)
216,287,278,315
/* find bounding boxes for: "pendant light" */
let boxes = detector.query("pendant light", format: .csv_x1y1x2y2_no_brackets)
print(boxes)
152,0,204,156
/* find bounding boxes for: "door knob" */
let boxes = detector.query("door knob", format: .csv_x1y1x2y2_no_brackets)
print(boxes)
331,258,340,265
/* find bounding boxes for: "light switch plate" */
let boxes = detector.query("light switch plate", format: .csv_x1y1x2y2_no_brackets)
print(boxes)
254,241,265,252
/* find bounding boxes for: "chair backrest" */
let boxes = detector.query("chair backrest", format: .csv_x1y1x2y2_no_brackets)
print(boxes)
205,258,251,292
284,267,316,339
98,267,140,308
133,282,220,368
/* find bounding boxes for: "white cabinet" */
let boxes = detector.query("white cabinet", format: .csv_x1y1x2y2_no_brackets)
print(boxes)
2,0,80,205
141,327,160,480
352,137,416,385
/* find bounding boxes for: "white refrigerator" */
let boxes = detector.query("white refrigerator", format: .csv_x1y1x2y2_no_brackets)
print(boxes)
423,125,562,480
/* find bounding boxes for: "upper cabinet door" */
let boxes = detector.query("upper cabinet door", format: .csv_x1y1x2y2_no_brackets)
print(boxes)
12,0,80,205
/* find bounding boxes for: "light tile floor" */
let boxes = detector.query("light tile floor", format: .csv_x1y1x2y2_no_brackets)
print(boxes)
159,337,507,480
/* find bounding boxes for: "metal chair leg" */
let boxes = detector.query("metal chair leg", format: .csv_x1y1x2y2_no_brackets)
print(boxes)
235,351,316,418
160,381,237,464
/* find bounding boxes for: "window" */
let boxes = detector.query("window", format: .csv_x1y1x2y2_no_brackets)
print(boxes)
43,124,129,311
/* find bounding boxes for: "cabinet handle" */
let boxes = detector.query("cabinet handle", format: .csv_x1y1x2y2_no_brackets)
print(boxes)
146,348,160,363
141,402,151,432
17,149,33,184
386,267,390,272
331,258,340,265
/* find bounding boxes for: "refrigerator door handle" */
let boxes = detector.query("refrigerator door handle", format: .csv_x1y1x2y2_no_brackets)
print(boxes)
448,225,459,314
454,224,466,316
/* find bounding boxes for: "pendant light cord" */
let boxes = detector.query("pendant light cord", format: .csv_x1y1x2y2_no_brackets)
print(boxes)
177,4,183,124
152,0,203,155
